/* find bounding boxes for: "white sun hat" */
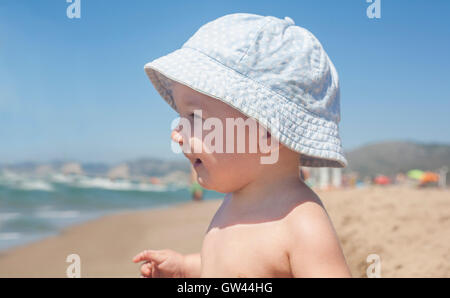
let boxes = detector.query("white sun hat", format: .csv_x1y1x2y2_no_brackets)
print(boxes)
144,13,347,168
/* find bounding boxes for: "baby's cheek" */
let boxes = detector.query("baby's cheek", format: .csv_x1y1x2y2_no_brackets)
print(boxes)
201,124,225,154
200,154,231,184
216,155,254,188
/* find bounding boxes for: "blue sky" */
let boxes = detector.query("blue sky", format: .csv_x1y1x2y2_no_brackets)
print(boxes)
1,0,449,164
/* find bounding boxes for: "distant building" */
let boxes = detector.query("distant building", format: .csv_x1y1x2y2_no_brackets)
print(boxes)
161,170,190,187
331,168,342,188
301,167,343,190
35,164,54,176
107,164,130,180
61,162,83,175
438,166,448,188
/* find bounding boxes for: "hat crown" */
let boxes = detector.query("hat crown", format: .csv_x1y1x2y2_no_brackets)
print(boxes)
182,13,341,123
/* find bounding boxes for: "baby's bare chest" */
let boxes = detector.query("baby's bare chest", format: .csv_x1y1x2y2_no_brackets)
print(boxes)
200,221,291,277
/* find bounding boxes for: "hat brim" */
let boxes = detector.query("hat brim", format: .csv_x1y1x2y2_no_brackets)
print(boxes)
144,47,347,168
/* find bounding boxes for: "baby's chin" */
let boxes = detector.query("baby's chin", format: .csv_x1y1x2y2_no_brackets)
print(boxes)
198,174,249,194
196,173,225,193
194,158,255,192
197,178,224,193
196,173,218,191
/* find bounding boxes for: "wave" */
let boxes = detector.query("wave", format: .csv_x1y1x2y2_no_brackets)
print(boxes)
0,232,21,241
73,177,169,192
50,174,171,191
0,178,54,192
0,171,54,191
18,180,54,191
0,172,184,193
49,173,75,184
0,212,21,222
35,210,80,219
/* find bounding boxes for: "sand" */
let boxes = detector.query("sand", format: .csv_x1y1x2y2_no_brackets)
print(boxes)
0,185,449,277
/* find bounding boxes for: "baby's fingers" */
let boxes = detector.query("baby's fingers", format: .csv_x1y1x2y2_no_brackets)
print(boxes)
133,250,156,263
140,261,153,277
133,250,166,264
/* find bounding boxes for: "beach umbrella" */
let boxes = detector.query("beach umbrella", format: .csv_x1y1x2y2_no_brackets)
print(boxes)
420,172,439,183
374,175,391,185
407,169,424,180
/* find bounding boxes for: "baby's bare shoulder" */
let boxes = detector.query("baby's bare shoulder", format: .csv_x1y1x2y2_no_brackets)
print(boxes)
280,187,351,277
282,189,331,237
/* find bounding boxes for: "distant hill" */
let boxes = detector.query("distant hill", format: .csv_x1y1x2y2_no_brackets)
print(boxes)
344,141,450,178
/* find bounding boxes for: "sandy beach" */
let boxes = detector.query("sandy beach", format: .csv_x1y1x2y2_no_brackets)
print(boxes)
0,185,449,278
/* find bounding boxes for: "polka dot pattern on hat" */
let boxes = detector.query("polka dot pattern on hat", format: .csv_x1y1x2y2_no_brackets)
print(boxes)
144,13,347,168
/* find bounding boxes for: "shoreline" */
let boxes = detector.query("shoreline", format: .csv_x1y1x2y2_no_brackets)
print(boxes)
0,186,449,277
0,200,211,254
0,199,223,277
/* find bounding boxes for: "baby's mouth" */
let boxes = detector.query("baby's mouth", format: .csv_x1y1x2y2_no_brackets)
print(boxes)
193,158,202,168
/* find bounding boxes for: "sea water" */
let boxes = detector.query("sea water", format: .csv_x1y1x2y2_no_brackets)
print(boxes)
0,172,221,251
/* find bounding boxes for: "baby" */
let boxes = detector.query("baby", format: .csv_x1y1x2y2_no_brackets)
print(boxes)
133,13,351,278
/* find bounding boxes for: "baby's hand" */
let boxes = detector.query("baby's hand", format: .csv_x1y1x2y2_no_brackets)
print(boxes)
132,249,186,278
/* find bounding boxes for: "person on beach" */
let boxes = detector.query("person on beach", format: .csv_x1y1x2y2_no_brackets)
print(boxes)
134,13,351,277
190,165,203,201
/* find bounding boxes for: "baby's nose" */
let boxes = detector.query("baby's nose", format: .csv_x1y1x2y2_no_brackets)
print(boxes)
171,129,183,146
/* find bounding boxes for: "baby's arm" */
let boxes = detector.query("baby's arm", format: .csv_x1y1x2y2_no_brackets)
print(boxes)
286,200,352,277
183,253,201,278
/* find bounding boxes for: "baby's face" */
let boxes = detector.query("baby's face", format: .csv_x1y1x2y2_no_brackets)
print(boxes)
171,82,272,193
